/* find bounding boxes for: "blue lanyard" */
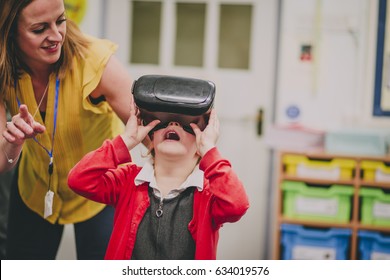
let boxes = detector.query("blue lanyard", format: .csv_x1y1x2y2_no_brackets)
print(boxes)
15,78,60,176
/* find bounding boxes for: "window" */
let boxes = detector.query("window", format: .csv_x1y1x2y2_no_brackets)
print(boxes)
218,4,252,69
175,3,206,67
129,1,253,70
130,1,162,64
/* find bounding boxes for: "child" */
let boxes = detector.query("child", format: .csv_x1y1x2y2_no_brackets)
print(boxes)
67,101,249,260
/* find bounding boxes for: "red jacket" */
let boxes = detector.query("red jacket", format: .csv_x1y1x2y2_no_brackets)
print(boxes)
68,136,249,259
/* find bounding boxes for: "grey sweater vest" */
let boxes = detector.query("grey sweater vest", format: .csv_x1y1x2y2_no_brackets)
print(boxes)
131,187,196,259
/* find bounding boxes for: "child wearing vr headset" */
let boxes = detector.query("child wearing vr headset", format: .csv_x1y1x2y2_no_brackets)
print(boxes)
68,75,249,260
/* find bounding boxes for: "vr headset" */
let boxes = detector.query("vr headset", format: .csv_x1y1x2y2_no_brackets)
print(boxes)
132,75,216,135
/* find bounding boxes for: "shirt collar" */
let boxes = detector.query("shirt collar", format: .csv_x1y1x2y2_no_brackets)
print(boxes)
134,159,204,199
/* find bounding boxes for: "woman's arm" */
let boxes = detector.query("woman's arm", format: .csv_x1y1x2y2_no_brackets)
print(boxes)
89,55,152,148
89,55,133,124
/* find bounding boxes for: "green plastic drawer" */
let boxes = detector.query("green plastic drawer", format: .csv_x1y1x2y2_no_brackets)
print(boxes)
282,181,354,223
360,188,390,227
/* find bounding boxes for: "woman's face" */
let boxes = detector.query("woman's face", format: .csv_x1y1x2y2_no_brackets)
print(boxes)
15,0,66,70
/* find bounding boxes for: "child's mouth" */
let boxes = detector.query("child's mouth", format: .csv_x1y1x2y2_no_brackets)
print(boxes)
164,131,180,141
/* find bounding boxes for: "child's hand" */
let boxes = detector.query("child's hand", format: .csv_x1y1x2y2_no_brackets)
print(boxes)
190,109,219,157
121,101,160,150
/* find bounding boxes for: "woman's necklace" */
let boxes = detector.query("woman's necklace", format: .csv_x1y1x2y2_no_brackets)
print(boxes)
32,81,49,118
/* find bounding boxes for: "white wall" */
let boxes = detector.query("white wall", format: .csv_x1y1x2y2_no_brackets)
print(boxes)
267,0,390,260
275,0,389,130
78,0,103,37
57,0,389,260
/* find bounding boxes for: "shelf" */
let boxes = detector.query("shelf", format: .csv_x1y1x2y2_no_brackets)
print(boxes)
360,181,390,189
280,150,390,162
279,217,353,229
357,224,390,233
274,151,390,260
281,175,355,186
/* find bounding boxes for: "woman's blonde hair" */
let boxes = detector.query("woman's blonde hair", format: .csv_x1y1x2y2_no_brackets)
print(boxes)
0,0,90,99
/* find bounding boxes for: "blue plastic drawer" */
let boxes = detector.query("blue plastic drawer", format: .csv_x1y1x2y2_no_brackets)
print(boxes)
358,230,390,260
280,224,352,260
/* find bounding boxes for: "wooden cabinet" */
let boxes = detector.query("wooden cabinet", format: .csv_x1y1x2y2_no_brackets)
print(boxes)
273,151,390,260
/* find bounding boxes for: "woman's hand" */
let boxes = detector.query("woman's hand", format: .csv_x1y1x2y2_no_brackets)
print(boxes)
120,101,160,150
2,104,46,145
190,109,220,157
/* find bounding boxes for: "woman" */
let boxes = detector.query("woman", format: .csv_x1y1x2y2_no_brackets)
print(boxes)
0,0,133,259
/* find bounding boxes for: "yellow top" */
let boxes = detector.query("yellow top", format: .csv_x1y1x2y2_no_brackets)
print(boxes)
5,36,124,224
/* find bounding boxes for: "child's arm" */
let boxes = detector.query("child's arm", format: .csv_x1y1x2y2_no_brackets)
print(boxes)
68,101,159,205
190,109,219,158
120,100,160,151
192,109,249,225
200,148,250,225
67,136,135,205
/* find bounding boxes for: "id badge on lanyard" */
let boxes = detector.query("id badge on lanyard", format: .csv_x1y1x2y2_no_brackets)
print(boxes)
15,78,60,218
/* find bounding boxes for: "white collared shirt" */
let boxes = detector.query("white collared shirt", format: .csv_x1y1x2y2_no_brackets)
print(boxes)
134,159,204,200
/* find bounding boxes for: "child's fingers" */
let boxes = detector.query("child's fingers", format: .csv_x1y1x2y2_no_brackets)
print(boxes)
213,113,219,130
143,119,160,134
209,109,218,127
208,109,219,132
146,119,160,128
138,119,160,142
129,101,137,115
208,109,216,122
190,123,201,137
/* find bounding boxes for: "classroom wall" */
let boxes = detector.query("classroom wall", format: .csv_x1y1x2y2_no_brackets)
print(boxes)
275,0,389,129
56,0,389,260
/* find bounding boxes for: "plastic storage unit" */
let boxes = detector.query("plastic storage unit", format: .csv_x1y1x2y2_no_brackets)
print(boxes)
281,181,354,223
280,224,352,260
360,188,390,227
361,161,390,183
282,154,356,180
274,151,390,260
358,230,390,260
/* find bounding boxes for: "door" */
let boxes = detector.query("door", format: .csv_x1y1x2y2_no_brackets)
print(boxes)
105,0,279,259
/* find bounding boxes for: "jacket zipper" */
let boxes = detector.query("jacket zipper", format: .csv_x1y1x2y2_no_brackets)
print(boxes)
156,198,163,217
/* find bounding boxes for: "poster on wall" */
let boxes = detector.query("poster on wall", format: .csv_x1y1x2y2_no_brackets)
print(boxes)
64,0,87,25
374,0,390,116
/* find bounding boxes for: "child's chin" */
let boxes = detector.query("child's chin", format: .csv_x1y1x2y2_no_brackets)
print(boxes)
158,146,187,156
